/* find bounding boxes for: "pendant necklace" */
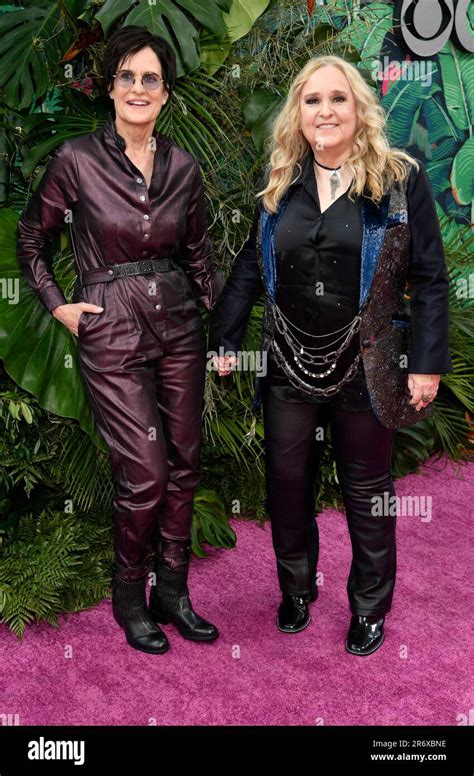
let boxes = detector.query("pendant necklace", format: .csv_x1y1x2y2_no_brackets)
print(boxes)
313,157,343,200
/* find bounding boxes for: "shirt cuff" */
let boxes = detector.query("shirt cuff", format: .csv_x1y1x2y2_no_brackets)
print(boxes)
40,285,68,314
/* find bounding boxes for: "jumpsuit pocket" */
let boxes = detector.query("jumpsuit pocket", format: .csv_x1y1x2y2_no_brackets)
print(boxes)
77,282,107,337
156,267,196,322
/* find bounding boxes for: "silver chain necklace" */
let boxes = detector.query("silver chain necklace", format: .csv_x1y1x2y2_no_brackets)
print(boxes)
313,157,343,200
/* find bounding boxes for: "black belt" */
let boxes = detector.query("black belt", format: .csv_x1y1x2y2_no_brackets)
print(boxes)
81,258,176,286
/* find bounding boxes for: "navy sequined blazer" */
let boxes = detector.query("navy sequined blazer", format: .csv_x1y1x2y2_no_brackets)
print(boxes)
209,157,452,430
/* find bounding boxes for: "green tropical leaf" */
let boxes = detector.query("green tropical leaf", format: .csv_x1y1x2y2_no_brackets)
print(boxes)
442,356,474,413
201,0,271,75
191,488,236,557
407,122,432,160
0,208,107,451
160,73,233,165
392,420,435,477
0,125,14,206
425,158,452,198
0,6,71,109
451,137,474,206
0,508,113,638
438,210,474,253
381,75,439,147
419,94,461,144
241,89,281,152
437,44,474,132
224,0,271,41
18,98,109,178
350,2,393,70
431,398,472,458
428,137,461,164
95,0,233,76
55,426,114,513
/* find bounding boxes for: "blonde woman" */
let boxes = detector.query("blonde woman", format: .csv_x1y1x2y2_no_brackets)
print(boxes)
209,56,451,655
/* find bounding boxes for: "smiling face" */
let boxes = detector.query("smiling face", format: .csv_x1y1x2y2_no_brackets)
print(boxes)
299,65,358,156
108,46,169,126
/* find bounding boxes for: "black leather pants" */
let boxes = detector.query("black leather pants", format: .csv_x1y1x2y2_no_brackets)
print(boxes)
262,384,397,616
76,273,207,581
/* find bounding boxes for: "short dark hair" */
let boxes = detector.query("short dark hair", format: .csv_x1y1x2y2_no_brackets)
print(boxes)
103,25,177,98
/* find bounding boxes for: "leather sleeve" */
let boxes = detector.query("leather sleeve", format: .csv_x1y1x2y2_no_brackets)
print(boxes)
16,141,79,313
406,162,453,374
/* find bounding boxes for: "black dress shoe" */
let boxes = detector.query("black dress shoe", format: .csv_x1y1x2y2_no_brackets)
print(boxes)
277,592,315,633
149,559,219,642
345,615,385,656
112,574,170,654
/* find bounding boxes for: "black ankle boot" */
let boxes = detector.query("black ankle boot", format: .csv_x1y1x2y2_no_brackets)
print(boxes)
345,615,385,656
148,558,219,642
277,591,316,634
112,574,170,654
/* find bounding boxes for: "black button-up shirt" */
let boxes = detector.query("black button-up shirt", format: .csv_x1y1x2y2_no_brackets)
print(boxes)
16,114,224,314
268,149,371,409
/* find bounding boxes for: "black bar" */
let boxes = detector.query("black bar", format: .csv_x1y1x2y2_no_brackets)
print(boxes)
0,725,472,773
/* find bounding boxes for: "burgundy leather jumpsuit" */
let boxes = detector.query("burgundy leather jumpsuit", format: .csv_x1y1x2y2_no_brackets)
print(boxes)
16,114,224,581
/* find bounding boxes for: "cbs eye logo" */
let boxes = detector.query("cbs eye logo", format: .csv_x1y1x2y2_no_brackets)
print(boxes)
395,0,473,56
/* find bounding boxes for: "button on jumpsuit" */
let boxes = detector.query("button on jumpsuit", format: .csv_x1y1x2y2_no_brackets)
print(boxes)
16,115,225,581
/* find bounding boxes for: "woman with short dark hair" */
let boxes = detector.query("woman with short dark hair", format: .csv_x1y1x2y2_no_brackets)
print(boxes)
17,25,224,654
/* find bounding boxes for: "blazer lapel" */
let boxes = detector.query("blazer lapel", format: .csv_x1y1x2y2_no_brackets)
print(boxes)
359,192,391,308
259,195,289,302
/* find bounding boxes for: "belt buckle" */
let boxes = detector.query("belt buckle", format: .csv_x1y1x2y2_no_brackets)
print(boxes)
137,259,153,274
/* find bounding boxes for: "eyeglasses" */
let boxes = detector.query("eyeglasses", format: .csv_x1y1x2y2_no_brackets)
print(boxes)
113,70,164,92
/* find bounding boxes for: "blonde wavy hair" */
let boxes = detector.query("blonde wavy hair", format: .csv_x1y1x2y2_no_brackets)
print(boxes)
258,55,418,213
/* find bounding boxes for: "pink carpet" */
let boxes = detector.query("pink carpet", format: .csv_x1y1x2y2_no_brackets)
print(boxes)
1,457,472,726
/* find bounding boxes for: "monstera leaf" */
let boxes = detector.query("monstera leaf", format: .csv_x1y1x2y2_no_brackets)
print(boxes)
0,5,72,109
0,208,108,451
95,0,233,76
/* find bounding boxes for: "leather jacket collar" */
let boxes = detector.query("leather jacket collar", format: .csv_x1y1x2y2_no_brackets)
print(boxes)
102,113,173,158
